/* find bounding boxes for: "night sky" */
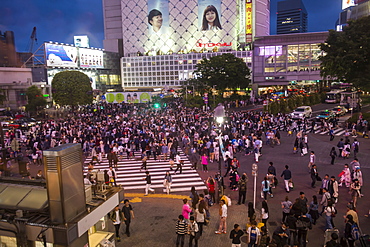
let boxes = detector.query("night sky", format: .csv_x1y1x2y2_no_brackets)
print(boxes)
0,0,342,52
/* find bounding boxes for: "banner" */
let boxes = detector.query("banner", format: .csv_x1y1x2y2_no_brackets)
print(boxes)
104,92,152,103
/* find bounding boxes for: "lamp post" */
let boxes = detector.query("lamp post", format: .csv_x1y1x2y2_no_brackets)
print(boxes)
214,104,226,202
252,163,258,209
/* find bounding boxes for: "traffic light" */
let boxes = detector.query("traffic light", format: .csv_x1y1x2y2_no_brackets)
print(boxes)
153,103,160,108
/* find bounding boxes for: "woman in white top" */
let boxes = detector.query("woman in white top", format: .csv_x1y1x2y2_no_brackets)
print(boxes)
261,200,269,226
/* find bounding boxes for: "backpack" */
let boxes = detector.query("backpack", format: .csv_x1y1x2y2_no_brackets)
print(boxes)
350,222,360,240
239,180,247,191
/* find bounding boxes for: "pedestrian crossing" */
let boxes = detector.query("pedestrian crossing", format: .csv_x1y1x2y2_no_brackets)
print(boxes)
83,150,207,193
273,123,350,136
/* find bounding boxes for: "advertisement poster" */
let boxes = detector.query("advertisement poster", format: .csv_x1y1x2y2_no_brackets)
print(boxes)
147,0,170,35
45,43,78,67
104,92,152,103
79,48,104,68
342,0,355,9
198,0,222,31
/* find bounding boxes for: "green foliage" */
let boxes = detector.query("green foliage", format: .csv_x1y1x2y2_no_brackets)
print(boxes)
25,85,47,113
52,71,93,106
190,53,251,92
320,16,370,91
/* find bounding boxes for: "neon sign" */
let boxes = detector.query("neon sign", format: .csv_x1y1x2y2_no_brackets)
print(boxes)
196,39,232,48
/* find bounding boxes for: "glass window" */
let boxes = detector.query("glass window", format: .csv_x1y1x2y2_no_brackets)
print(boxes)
287,45,298,63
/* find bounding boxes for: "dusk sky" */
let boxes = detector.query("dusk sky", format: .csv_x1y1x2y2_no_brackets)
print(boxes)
0,0,342,52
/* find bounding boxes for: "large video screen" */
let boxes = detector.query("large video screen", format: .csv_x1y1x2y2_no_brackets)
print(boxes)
122,0,241,55
45,43,78,67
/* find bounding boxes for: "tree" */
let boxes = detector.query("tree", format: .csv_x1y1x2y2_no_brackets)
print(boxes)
25,85,47,113
52,71,93,106
320,16,370,91
191,53,251,91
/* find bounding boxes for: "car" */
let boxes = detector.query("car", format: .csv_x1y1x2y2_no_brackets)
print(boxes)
0,116,13,127
332,106,348,116
290,106,313,119
315,110,336,120
8,119,28,129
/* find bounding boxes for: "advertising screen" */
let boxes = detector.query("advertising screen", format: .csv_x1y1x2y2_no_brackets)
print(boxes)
198,0,222,31
342,0,355,9
74,36,90,48
45,43,78,67
147,0,170,35
79,48,104,68
104,92,152,103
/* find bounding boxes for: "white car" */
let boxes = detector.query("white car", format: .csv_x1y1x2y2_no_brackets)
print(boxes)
290,106,312,119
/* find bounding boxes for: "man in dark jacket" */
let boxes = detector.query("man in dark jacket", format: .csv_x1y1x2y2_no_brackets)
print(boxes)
281,165,292,192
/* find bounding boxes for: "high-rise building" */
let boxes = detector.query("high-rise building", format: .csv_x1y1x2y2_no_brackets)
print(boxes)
277,0,307,34
102,0,270,90
0,31,20,67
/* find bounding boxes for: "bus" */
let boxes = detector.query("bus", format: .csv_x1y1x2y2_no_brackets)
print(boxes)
325,90,343,104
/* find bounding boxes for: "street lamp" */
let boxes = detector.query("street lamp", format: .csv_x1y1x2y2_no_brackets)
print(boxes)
252,163,258,208
214,104,226,202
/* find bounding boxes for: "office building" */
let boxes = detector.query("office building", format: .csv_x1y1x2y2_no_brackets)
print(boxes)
277,0,308,34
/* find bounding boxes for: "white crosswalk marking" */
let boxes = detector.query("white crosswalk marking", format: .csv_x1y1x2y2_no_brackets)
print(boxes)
272,123,348,137
84,150,207,193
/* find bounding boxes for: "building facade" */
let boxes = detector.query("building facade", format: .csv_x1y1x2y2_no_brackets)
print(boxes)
103,0,269,90
277,0,307,35
253,32,328,92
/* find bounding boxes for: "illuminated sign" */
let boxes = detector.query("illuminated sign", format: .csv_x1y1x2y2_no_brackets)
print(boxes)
74,36,90,48
342,0,355,9
246,1,253,35
238,0,246,42
198,0,222,31
79,48,104,68
196,39,232,48
104,92,152,103
45,43,78,67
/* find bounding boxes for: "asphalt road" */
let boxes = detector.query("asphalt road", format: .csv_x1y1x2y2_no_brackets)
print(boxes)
115,109,370,247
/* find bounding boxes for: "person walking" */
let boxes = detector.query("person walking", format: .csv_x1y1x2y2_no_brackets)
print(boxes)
201,153,209,172
182,199,192,222
107,166,117,187
215,199,227,234
324,201,336,230
230,223,244,247
352,139,359,159
272,222,290,247
110,205,124,242
143,170,154,195
247,221,261,247
188,216,199,247
194,204,205,236
206,177,216,204
175,152,183,174
330,147,337,165
262,177,270,200
281,196,292,223
337,138,344,157
122,199,135,237
237,173,248,205
308,151,315,172
344,214,358,247
329,127,335,141
308,195,319,225
310,164,318,188
281,165,292,193
350,179,361,208
175,215,188,247
164,171,172,194
261,201,269,226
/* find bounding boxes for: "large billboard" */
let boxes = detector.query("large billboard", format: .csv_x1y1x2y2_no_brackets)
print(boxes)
79,48,104,68
104,92,152,103
121,0,242,55
342,0,355,9
45,43,78,67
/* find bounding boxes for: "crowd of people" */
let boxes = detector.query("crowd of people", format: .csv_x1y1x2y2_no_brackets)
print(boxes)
0,100,367,246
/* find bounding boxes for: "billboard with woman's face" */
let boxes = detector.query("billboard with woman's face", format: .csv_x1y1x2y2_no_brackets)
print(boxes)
198,0,222,31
